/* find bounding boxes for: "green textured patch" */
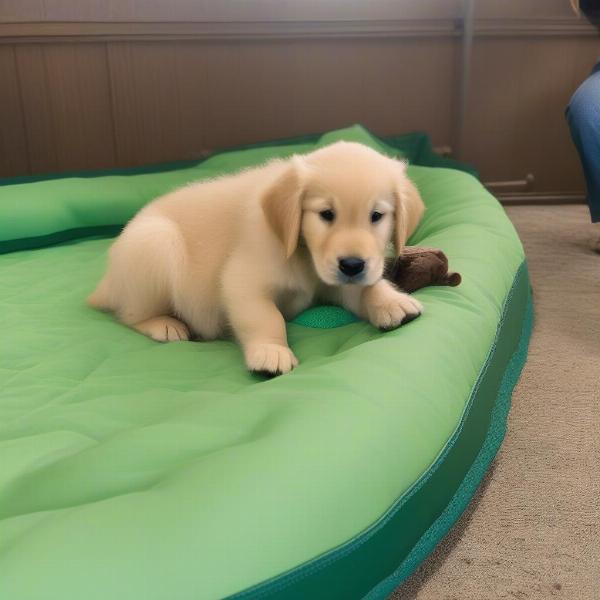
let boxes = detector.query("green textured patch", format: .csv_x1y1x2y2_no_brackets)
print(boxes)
292,305,359,329
0,126,527,600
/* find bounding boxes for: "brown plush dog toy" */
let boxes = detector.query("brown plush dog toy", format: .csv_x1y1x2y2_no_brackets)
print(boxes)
385,247,462,293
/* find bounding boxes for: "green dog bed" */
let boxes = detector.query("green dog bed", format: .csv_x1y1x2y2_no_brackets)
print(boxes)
0,126,531,600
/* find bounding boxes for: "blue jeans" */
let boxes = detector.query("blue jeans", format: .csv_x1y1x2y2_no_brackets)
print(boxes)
566,61,600,222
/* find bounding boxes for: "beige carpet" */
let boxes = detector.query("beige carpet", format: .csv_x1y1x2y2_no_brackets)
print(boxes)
390,205,600,600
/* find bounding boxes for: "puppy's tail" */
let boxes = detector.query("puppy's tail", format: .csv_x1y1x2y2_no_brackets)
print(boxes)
87,276,111,310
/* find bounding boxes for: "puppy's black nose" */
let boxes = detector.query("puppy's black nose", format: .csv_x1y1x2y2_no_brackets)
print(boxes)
338,256,366,277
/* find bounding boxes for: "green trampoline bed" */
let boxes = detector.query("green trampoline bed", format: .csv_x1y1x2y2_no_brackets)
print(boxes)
0,126,532,600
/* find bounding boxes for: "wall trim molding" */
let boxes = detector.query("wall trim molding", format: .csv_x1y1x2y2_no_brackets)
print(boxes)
0,20,460,43
0,17,596,44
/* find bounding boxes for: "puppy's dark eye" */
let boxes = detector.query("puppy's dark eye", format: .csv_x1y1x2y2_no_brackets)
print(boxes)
319,209,335,223
371,211,384,223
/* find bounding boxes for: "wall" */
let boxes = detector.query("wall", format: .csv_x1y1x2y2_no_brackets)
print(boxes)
0,0,598,197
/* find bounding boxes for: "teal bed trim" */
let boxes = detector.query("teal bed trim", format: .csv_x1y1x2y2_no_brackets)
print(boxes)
0,225,123,255
227,262,533,600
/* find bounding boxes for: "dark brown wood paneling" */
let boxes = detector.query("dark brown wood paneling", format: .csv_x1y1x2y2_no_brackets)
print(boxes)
106,37,458,167
356,38,457,147
462,36,598,192
0,0,596,194
0,0,44,22
15,43,116,173
107,42,186,166
198,39,363,148
13,45,58,173
0,44,29,177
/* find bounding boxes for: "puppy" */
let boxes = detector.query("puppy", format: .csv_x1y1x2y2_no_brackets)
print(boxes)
88,141,425,375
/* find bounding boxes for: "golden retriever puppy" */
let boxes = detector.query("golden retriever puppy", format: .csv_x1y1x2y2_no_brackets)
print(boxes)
88,142,425,375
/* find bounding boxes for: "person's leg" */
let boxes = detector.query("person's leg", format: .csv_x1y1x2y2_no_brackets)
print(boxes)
566,62,600,226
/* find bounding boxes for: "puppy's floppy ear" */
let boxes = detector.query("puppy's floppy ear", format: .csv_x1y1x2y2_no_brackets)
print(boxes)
262,156,306,259
392,160,425,256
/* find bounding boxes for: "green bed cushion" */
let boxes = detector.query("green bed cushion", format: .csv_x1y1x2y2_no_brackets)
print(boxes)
0,126,530,600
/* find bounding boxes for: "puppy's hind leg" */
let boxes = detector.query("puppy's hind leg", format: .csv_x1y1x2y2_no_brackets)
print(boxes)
99,215,191,342
87,275,111,310
133,316,190,342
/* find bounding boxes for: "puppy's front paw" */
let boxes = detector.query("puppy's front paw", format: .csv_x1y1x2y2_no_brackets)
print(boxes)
367,291,423,331
245,343,298,376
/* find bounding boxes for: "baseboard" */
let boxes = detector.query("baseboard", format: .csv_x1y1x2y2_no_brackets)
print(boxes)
496,192,586,206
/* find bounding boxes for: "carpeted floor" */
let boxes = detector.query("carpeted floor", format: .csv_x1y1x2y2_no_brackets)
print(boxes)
390,205,600,600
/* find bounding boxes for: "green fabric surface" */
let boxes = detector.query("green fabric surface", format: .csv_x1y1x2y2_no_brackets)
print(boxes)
0,126,525,600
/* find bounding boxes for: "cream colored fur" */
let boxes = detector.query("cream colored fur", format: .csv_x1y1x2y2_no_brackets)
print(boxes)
88,142,425,375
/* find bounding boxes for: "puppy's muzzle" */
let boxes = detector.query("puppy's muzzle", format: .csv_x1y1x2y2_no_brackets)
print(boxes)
338,256,366,278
